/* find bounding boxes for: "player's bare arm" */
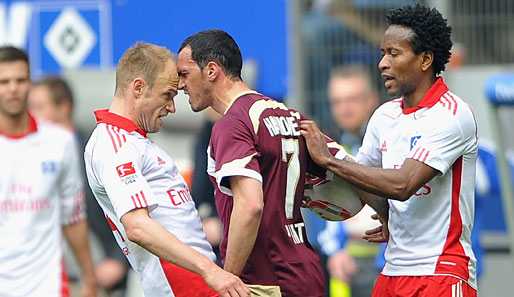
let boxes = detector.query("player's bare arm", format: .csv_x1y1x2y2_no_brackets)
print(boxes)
300,119,439,201
62,220,98,297
121,208,250,297
337,152,390,221
224,176,264,276
339,155,390,243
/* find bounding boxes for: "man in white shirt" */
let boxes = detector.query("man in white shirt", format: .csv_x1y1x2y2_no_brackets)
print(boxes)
0,46,97,297
300,5,478,297
84,42,249,297
28,76,130,295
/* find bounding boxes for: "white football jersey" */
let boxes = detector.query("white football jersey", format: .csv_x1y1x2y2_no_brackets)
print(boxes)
0,115,85,297
357,78,478,289
84,110,215,296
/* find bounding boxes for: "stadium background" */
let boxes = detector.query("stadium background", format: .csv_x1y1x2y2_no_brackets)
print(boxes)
1,0,512,296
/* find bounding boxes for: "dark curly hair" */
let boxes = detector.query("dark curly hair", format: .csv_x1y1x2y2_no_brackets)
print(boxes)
387,4,452,76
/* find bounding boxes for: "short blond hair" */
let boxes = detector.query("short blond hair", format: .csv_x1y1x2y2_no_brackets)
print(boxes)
115,42,173,95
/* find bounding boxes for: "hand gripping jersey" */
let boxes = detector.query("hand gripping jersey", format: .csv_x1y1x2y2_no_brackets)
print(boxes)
84,110,216,297
356,78,478,289
208,92,342,297
0,115,85,297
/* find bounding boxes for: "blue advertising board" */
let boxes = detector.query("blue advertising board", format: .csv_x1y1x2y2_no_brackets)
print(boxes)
484,73,514,106
0,0,288,98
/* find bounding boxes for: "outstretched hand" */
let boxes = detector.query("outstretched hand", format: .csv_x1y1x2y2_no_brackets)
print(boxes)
362,213,389,243
299,120,332,167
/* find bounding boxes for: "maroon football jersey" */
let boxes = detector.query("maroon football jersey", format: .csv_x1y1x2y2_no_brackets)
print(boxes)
208,92,341,297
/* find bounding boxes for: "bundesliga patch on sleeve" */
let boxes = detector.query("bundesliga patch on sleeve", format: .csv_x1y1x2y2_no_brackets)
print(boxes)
116,162,138,185
116,162,136,177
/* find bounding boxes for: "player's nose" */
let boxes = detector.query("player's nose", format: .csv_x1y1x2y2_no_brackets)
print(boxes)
7,80,19,92
178,78,185,90
167,100,176,114
378,55,390,71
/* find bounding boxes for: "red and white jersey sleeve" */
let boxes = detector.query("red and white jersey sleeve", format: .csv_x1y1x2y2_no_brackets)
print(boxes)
0,116,85,297
357,78,479,289
94,140,157,218
84,110,215,297
59,131,87,225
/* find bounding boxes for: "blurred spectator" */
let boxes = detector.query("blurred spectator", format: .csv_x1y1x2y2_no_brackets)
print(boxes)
304,64,381,297
329,65,380,297
0,46,96,297
301,0,381,134
28,76,129,296
328,65,379,154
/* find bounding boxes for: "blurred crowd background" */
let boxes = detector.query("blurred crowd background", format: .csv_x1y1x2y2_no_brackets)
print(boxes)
2,0,513,296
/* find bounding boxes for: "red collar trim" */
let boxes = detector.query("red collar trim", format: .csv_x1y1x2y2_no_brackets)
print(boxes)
402,77,449,114
0,113,38,139
94,109,147,137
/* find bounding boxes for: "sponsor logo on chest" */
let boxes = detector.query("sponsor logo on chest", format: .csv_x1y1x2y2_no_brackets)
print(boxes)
167,188,193,206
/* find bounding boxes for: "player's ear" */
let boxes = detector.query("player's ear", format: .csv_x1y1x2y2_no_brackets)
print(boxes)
206,61,218,82
132,78,145,98
421,50,434,72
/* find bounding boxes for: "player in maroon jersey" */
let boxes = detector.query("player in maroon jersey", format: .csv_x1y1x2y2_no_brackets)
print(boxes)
177,29,344,297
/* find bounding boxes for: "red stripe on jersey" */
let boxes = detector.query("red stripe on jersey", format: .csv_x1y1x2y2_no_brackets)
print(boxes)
135,193,143,207
106,215,125,242
441,96,452,113
435,156,470,279
140,191,148,207
114,127,123,147
69,190,84,224
159,259,219,297
421,150,430,163
105,125,118,153
415,148,426,160
412,146,421,159
61,259,70,297
446,93,458,115
131,196,140,208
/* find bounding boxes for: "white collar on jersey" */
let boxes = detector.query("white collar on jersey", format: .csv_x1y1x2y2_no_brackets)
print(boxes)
224,90,260,115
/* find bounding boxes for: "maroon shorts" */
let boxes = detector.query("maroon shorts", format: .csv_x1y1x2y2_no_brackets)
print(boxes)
372,274,477,297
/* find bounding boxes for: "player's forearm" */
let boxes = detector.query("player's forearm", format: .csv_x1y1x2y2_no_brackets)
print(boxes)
301,120,422,201
225,176,264,276
338,155,389,220
224,203,262,275
121,209,219,278
62,220,98,291
326,157,411,201
356,191,389,222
